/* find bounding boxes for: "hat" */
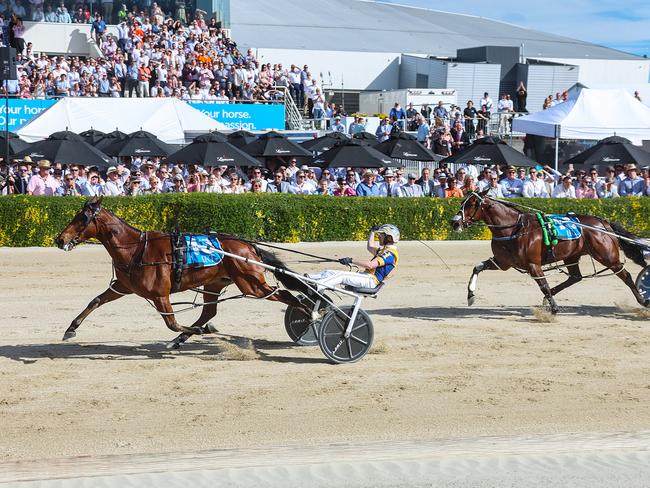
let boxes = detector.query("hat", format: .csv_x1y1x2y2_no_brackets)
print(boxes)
334,115,341,120
407,172,417,179
300,164,309,171
107,166,118,174
626,164,638,172
173,174,184,181
506,165,517,171
38,159,51,169
23,156,32,163
384,169,395,176
142,161,154,168
606,166,615,172
363,169,374,176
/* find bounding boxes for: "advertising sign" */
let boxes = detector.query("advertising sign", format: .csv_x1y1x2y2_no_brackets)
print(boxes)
188,102,285,130
1,99,57,131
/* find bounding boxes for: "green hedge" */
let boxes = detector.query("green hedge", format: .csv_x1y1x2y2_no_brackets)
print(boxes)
1,193,649,246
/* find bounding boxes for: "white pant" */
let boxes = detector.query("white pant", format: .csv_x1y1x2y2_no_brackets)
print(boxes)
307,270,377,291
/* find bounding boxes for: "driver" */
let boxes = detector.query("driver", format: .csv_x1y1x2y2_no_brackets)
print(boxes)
307,224,400,291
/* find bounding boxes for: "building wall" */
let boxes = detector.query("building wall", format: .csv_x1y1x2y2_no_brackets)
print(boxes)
24,21,119,56
519,64,580,112
255,48,401,91
532,58,649,90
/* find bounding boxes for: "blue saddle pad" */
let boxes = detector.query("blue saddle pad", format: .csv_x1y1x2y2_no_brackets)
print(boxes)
548,214,582,240
184,234,223,267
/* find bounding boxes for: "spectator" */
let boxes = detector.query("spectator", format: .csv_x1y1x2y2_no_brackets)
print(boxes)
90,13,106,44
480,92,494,112
501,165,524,198
355,169,380,196
516,81,527,112
145,176,162,194
11,16,25,54
316,179,332,195
444,177,463,198
31,5,44,21
249,178,264,193
312,87,326,127
330,115,345,133
80,172,104,196
450,120,469,154
103,166,125,195
266,171,291,193
379,169,400,197
334,177,356,196
44,5,57,22
26,159,58,195
433,100,448,124
460,175,477,196
290,170,315,195
56,5,71,23
399,173,423,197
169,174,187,193
575,176,599,199
476,104,490,134
522,167,549,197
415,167,436,197
552,176,577,198
416,114,429,146
375,117,392,143
484,173,504,198
619,165,644,196
406,102,418,131
389,102,406,130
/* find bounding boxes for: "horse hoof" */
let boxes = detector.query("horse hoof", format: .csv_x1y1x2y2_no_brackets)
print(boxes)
166,340,181,350
643,300,650,308
467,295,475,306
62,330,76,341
204,322,218,334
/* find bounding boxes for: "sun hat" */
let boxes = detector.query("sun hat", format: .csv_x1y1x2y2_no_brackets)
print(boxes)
407,172,417,179
38,159,51,168
363,169,374,176
106,166,118,174
384,169,395,176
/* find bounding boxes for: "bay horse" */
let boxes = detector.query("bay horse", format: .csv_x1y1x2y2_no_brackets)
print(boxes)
451,191,649,313
55,197,309,348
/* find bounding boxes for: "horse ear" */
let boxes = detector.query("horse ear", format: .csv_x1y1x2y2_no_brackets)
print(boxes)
479,189,490,198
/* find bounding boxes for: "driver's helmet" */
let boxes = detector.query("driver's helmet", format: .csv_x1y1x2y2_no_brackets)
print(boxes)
377,224,400,244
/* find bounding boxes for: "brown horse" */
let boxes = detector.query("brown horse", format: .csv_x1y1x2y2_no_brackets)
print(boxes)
55,197,309,348
451,191,649,313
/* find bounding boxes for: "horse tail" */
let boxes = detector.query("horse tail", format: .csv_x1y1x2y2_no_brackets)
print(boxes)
609,221,647,267
253,245,313,296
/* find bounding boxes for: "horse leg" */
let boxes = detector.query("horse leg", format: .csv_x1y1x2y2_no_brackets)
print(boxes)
611,265,649,307
62,282,132,341
150,296,204,350
528,264,559,314
169,283,227,347
550,258,582,297
467,258,500,306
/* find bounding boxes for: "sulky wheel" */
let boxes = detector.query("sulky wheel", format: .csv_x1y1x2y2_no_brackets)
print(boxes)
284,294,331,346
318,305,374,364
636,265,650,306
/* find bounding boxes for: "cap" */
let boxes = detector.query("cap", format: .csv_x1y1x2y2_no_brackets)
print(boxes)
334,115,341,120
38,159,51,169
106,166,118,174
407,172,417,179
384,169,395,176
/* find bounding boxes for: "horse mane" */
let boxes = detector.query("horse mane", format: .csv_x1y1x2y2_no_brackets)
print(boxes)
488,197,525,214
100,207,145,234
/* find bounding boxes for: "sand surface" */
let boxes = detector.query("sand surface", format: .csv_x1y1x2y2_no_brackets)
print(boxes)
0,241,649,481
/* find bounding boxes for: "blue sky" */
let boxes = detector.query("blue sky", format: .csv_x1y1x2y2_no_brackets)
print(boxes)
379,0,650,56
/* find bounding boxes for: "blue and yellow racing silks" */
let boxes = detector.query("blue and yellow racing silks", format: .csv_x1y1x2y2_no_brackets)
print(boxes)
366,247,399,283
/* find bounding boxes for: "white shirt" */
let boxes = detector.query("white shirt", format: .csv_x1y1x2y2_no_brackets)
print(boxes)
522,178,549,198
552,185,576,198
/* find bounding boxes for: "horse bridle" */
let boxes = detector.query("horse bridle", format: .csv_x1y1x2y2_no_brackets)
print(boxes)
459,191,485,228
66,205,102,249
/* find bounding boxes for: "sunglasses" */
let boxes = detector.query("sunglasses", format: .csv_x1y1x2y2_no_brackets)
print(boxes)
65,177,75,181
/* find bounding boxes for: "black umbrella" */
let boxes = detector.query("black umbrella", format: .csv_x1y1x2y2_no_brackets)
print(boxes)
562,136,650,169
241,131,313,158
12,130,113,168
166,132,263,167
300,132,350,153
0,131,30,156
374,132,441,161
227,130,257,149
313,139,399,168
78,129,106,146
352,131,377,146
106,130,175,157
440,136,538,167
95,130,128,151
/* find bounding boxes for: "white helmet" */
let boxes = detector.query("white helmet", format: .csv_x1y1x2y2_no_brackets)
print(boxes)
377,224,400,244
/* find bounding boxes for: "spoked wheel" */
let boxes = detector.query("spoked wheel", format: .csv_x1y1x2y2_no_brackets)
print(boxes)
318,305,373,364
636,265,650,306
284,294,331,346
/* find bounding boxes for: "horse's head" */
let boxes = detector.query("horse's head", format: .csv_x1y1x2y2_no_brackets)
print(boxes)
55,196,104,251
451,191,487,232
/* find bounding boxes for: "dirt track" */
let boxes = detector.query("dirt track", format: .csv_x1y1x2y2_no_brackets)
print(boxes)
0,242,649,462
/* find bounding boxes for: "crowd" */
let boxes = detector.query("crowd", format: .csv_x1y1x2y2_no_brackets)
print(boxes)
0,7,299,103
2,155,649,200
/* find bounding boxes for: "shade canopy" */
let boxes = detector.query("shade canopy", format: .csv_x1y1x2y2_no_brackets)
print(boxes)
227,130,258,149
104,130,175,157
374,132,441,161
78,129,106,145
0,131,30,157
241,131,313,158
300,131,350,153
313,140,399,168
440,136,538,167
512,89,650,143
562,136,650,168
13,130,112,168
95,130,128,151
166,132,263,167
351,131,377,146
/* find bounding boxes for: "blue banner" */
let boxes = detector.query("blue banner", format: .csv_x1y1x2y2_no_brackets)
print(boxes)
188,102,285,131
1,99,57,131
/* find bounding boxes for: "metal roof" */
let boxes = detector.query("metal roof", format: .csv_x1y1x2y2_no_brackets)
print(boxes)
230,0,640,61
